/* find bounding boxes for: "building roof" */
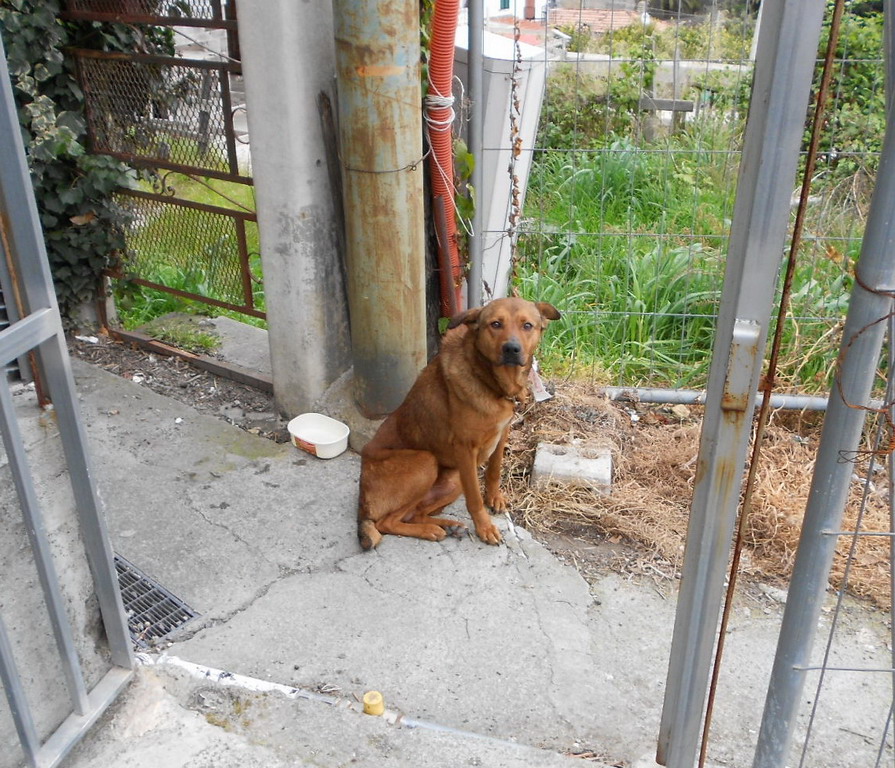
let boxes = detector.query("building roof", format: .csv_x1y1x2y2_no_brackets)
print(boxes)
546,8,642,34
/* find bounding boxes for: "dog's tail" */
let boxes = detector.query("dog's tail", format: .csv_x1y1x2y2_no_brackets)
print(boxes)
358,519,382,550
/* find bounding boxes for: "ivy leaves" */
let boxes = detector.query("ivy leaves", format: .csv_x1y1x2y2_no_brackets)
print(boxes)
453,137,475,224
0,1,148,324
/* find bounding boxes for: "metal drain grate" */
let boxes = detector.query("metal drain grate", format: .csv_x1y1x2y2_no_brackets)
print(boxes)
115,554,199,648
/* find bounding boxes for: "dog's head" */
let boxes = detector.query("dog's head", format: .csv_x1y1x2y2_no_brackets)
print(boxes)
447,298,561,368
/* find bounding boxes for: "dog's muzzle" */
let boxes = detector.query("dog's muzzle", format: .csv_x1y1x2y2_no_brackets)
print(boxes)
500,339,524,366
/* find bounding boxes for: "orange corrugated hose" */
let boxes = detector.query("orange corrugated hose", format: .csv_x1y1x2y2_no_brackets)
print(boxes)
426,0,464,316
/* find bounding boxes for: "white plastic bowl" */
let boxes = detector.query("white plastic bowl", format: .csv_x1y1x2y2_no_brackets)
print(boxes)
287,413,350,459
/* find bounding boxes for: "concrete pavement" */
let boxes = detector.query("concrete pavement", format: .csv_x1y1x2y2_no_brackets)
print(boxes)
61,359,651,766
48,358,895,768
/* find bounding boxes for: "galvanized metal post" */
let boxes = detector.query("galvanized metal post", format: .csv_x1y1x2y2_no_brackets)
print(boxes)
0,33,134,763
467,0,484,309
752,29,895,768
887,0,895,116
333,0,428,417
886,5,895,747
656,3,825,766
0,38,133,674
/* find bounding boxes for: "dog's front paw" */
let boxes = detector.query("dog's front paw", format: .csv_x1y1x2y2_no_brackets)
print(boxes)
475,521,502,545
485,488,508,513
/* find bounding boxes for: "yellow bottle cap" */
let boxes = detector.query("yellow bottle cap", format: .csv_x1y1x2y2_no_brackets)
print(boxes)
363,690,385,716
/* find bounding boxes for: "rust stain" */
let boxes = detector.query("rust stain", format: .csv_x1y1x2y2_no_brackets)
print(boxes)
356,64,402,77
334,40,380,68
692,411,746,489
715,456,737,502
721,390,742,411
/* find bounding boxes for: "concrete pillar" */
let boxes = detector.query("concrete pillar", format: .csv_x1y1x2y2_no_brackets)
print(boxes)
237,0,352,418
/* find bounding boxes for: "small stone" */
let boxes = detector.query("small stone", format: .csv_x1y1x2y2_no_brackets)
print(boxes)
670,403,691,419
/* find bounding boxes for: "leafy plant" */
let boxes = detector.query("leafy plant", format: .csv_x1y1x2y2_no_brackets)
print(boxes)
811,3,885,184
523,4,880,393
0,0,174,324
537,65,610,150
557,23,598,54
520,93,861,392
594,15,752,62
453,137,475,227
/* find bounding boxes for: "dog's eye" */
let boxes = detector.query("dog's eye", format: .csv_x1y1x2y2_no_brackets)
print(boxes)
523,322,534,331
490,321,502,329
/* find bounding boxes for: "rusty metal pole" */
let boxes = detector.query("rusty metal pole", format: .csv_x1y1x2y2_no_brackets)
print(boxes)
333,0,428,417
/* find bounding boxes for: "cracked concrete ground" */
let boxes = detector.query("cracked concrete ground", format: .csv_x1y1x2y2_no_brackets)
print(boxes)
55,360,895,767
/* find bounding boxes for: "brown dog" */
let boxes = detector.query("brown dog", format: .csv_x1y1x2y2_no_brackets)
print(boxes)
357,297,561,549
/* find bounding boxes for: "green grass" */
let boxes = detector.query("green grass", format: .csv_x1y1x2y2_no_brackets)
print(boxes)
154,172,256,213
116,64,863,395
139,313,220,354
115,170,265,332
518,116,860,392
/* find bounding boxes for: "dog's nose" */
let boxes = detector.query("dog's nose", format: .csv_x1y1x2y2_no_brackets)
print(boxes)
501,339,523,364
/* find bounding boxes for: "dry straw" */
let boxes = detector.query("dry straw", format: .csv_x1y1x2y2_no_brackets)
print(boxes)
504,382,891,609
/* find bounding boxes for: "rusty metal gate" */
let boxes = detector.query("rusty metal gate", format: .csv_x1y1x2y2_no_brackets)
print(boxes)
61,0,263,322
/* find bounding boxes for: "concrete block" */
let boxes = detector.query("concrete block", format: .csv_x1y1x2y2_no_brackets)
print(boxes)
207,316,272,379
531,442,612,494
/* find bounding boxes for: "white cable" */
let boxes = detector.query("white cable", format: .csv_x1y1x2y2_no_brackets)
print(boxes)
424,93,456,132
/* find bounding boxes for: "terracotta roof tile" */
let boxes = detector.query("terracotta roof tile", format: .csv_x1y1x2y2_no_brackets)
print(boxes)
547,8,640,34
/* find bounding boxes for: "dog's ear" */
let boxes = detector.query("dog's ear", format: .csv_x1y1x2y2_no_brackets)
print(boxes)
536,302,561,321
447,307,482,329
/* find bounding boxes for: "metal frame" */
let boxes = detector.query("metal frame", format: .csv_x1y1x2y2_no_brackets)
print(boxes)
467,0,484,309
0,37,133,768
69,35,264,327
751,9,895,763
113,188,263,319
72,48,249,183
60,0,234,29
656,3,826,766
0,242,31,382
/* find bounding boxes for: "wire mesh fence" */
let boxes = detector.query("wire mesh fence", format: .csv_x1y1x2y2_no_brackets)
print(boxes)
509,1,880,395
485,3,894,767
114,188,262,318
74,49,245,180
790,403,895,767
65,7,260,327
61,0,232,26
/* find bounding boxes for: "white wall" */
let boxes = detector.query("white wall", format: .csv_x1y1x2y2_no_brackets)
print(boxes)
454,30,547,299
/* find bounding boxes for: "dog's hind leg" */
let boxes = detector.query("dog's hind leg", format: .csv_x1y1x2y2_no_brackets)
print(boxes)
358,448,442,549
358,519,383,550
374,510,451,542
410,468,464,530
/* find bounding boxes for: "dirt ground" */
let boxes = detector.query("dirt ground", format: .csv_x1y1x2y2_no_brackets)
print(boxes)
70,333,290,443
